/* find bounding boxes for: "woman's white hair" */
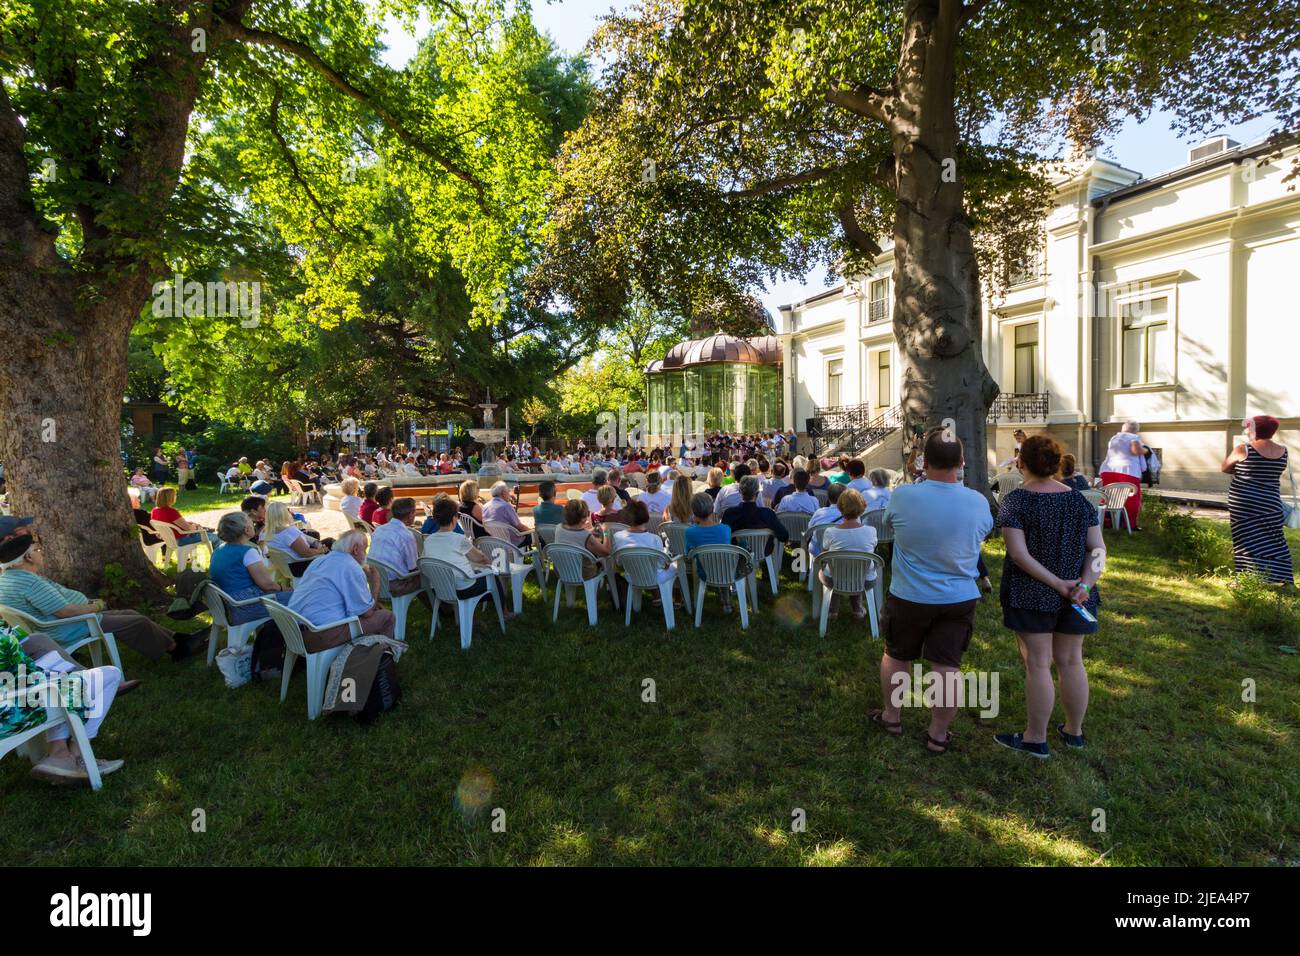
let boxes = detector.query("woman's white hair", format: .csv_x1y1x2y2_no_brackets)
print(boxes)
1124,420,1140,433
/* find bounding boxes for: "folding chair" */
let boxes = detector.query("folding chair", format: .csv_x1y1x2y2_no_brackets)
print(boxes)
258,598,360,719
687,544,751,630
813,550,885,639
366,557,425,642
201,582,270,666
418,556,505,650
615,546,690,631
544,544,610,627
0,604,123,673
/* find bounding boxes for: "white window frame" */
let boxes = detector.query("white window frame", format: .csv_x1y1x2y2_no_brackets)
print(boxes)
1112,287,1177,390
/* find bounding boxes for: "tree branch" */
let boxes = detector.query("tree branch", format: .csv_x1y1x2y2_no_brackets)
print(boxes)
724,164,846,198
827,85,894,126
217,14,492,214
837,202,882,258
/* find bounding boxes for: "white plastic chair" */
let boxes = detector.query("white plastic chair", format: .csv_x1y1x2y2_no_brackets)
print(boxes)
732,528,777,604
992,469,1024,504
217,471,237,495
265,548,309,587
0,604,123,672
201,582,270,666
615,546,689,630
1100,483,1134,533
687,544,751,630
418,556,505,650
1080,488,1106,525
659,522,689,557
258,598,359,719
0,676,105,790
476,536,547,615
536,524,558,547
805,524,831,590
366,557,424,642
544,543,610,627
814,550,885,639
150,520,212,571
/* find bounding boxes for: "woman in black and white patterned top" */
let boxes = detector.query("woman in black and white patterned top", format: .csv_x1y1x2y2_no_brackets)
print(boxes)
993,435,1107,759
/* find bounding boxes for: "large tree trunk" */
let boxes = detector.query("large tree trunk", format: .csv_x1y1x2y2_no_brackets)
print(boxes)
0,268,168,595
890,0,998,493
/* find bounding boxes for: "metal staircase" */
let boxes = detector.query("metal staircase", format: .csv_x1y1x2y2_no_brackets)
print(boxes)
811,403,902,458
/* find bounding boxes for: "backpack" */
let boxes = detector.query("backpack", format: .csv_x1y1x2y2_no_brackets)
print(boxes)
354,651,401,724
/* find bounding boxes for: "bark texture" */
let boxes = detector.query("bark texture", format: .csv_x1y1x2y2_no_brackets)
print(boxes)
889,0,998,491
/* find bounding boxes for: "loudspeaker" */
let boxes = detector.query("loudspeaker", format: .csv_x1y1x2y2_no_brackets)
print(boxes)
805,417,823,439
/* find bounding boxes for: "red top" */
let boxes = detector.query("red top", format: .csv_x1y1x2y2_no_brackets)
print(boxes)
359,499,378,522
151,506,183,526
623,461,643,474
371,508,391,526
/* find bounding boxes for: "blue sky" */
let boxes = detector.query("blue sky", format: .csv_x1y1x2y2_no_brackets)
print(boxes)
381,1,1284,316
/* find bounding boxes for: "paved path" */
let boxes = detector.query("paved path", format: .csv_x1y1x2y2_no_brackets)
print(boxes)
187,502,353,539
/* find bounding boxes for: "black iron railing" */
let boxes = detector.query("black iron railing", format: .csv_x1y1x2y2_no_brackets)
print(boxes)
811,403,903,457
867,300,889,323
987,392,1049,423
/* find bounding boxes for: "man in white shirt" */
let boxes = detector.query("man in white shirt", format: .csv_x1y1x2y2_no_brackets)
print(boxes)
401,457,421,477
287,531,395,650
581,469,609,515
712,463,750,515
807,482,845,557
422,496,510,613
367,497,430,607
776,470,819,515
482,482,531,546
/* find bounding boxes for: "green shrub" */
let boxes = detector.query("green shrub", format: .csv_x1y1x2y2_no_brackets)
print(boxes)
99,562,140,609
1227,572,1300,640
1141,497,1230,571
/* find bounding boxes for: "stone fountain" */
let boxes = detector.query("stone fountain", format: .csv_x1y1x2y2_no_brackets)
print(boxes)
468,389,508,478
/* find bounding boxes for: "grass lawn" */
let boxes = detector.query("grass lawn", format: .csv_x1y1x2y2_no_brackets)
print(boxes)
4,512,1298,866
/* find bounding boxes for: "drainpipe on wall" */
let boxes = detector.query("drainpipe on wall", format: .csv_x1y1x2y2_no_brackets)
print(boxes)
1089,196,1109,474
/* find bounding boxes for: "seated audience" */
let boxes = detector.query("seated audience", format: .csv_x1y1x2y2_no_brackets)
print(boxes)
150,487,206,545
712,463,749,514
0,527,199,661
863,468,892,511
209,512,288,623
554,499,612,580
1058,454,1091,492
287,531,395,649
482,482,531,546
819,488,879,620
422,496,506,610
358,481,380,524
665,474,694,525
808,483,846,557
683,492,748,612
338,478,364,518
776,469,819,515
240,495,267,544
531,481,565,528
458,480,489,538
266,501,329,576
704,467,724,500
1,622,125,784
638,470,671,517
721,475,789,556
370,486,395,526
368,497,431,607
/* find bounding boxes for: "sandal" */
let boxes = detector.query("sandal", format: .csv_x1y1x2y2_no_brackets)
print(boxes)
924,731,954,754
868,710,903,736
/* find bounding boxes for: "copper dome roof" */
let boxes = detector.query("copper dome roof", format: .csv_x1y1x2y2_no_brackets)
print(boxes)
655,334,781,370
645,359,663,374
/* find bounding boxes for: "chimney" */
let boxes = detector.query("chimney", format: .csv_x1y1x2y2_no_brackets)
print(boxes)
1188,136,1240,164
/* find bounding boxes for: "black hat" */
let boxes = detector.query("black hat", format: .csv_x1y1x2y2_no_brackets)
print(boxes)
0,532,35,564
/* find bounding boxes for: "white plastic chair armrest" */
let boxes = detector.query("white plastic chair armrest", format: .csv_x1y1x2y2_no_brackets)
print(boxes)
305,614,362,634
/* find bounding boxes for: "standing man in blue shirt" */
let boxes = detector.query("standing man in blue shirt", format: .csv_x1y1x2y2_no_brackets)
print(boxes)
873,426,993,754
